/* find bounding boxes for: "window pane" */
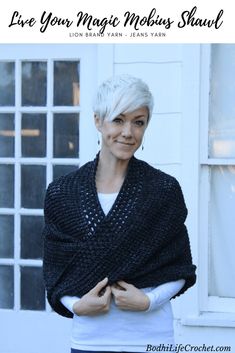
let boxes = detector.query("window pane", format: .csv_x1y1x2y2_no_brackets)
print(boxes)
209,165,235,298
0,265,14,309
0,62,15,106
21,165,46,208
209,45,235,158
0,164,14,207
21,62,47,106
53,165,78,180
21,216,43,259
54,61,80,106
21,114,46,157
0,215,14,258
0,113,15,157
53,113,79,158
20,266,45,310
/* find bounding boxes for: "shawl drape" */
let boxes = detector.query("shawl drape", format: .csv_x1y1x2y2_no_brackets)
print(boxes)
43,154,196,318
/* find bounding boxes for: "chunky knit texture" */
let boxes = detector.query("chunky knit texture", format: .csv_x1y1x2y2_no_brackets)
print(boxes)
43,154,196,318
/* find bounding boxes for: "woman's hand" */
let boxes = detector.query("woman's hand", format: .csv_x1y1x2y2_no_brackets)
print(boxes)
72,277,111,316
111,281,150,311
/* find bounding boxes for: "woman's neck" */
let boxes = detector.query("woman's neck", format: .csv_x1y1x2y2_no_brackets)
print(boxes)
95,150,130,193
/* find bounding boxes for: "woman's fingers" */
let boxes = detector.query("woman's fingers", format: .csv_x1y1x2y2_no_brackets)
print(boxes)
73,283,111,316
117,280,131,289
111,282,150,311
90,277,108,295
103,285,111,297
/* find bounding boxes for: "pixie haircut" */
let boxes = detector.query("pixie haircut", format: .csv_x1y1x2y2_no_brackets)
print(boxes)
93,74,154,122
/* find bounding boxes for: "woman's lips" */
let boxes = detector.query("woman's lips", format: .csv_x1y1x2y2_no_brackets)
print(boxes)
116,141,135,146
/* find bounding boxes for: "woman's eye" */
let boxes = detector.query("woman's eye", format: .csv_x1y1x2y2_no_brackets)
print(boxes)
135,120,145,126
113,118,123,124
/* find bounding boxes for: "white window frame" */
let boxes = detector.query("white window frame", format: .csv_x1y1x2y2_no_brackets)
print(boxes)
182,44,235,328
199,44,235,314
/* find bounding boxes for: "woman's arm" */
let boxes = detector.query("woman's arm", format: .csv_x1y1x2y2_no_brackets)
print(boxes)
111,279,185,312
60,295,80,314
61,279,186,314
145,279,185,312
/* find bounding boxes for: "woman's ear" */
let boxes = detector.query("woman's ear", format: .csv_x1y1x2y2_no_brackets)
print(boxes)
94,114,102,131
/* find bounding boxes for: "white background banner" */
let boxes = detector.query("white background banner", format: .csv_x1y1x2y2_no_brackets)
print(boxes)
0,0,234,43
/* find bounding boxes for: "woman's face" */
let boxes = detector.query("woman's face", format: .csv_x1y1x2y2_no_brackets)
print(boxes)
95,106,149,161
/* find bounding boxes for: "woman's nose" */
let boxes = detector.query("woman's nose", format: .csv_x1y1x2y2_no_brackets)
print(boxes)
121,122,132,137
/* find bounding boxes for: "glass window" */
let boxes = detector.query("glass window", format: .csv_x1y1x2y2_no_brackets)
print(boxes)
21,165,46,209
0,265,14,309
207,44,235,302
0,215,14,258
0,113,15,157
53,61,80,106
53,113,79,158
0,164,14,208
0,55,82,313
209,166,235,298
21,114,46,157
53,165,78,180
21,216,44,259
0,62,15,106
20,266,45,310
209,45,235,158
21,62,47,106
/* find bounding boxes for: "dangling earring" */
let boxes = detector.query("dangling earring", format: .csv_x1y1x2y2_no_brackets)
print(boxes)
97,132,101,146
141,137,145,151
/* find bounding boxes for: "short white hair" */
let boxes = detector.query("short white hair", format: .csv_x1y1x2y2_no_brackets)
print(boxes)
93,74,154,122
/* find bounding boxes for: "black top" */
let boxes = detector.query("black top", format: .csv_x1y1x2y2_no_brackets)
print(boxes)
42,154,196,318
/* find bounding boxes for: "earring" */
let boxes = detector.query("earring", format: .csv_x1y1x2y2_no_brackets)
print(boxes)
97,132,101,146
141,137,145,151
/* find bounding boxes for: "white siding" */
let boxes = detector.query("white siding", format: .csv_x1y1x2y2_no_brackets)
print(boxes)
112,44,184,181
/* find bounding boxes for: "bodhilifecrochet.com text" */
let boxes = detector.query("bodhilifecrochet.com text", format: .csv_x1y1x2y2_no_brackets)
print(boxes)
146,344,231,352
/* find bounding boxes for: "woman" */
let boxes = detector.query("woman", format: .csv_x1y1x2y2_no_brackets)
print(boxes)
43,74,196,353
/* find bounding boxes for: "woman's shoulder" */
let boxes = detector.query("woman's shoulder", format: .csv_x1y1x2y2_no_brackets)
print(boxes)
137,159,186,210
45,160,92,196
137,158,180,189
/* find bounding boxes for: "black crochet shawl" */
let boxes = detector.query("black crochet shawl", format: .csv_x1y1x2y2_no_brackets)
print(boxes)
43,154,196,318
